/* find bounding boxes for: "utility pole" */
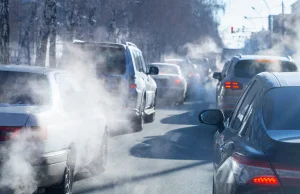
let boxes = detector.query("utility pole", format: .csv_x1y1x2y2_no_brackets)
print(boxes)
282,0,285,36
0,0,10,64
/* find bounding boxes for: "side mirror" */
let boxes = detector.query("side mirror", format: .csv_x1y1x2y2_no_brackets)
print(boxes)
213,72,222,81
148,66,159,75
199,109,225,132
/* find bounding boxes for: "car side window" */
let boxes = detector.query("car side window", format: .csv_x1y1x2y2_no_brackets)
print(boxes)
139,53,147,73
231,81,259,130
132,51,143,73
228,81,253,126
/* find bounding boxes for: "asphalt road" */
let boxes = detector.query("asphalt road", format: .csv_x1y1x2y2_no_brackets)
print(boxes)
73,96,218,194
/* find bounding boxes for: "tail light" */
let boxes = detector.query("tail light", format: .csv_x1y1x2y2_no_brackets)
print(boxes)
0,126,47,141
189,72,193,77
224,81,242,89
130,83,136,89
0,127,22,141
231,153,279,186
175,79,181,84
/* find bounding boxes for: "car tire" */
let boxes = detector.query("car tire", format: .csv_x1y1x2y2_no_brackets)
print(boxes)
44,151,75,194
133,98,145,132
145,97,156,123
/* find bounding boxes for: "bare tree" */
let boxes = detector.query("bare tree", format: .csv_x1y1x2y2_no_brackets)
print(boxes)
0,0,10,64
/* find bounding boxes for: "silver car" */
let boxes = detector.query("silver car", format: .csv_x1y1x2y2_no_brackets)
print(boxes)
150,63,187,105
0,65,107,194
213,55,298,117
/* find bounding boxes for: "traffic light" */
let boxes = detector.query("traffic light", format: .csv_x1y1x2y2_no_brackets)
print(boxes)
231,26,234,33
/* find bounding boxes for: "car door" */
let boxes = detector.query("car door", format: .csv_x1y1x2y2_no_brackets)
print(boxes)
214,80,260,172
216,61,231,103
138,52,155,108
131,50,148,107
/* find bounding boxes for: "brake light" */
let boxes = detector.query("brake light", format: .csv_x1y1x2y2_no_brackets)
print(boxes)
0,126,47,141
231,153,279,186
130,83,136,89
224,81,242,89
175,79,181,84
0,127,22,141
252,176,279,185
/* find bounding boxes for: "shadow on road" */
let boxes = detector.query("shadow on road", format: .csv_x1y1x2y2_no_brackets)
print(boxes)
130,125,217,161
74,161,209,194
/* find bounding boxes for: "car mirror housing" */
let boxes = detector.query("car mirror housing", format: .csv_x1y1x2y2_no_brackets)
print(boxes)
148,66,159,75
199,109,225,132
213,72,222,81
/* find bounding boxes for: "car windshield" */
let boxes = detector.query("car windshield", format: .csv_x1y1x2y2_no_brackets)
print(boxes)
263,87,300,130
154,65,179,75
0,72,50,105
234,60,297,78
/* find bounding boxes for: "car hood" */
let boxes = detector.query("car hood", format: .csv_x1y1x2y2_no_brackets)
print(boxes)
0,105,45,126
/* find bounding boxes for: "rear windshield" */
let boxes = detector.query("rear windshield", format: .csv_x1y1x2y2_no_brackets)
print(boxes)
0,72,50,105
263,87,300,130
89,46,126,75
234,60,297,78
154,65,179,75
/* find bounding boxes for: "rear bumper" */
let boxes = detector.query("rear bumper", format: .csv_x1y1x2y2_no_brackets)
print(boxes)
35,150,68,187
234,185,282,194
157,87,185,100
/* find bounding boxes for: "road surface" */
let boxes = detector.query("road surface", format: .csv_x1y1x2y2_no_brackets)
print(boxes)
73,98,217,194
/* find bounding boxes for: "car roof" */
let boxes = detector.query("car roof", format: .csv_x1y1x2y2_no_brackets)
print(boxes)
0,65,66,75
72,40,142,52
151,63,180,68
255,72,300,89
235,55,292,62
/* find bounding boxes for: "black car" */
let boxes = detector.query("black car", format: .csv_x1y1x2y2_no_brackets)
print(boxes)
199,72,300,194
61,41,159,132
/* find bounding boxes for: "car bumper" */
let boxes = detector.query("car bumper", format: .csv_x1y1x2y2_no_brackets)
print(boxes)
35,150,68,187
157,87,185,100
234,185,282,194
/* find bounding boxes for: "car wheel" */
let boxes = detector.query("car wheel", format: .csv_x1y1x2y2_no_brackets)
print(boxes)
145,97,156,123
133,98,145,132
213,176,216,194
45,152,75,194
89,128,108,175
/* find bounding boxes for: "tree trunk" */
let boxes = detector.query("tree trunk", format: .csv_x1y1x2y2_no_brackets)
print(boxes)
49,0,56,68
0,0,10,64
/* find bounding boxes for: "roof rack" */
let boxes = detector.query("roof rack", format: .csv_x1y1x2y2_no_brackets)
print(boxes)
73,39,86,44
126,42,137,47
236,54,242,58
286,55,293,61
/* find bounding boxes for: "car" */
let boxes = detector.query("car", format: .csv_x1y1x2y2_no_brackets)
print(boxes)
149,63,187,105
0,65,108,194
199,72,300,194
213,54,298,117
163,58,200,97
61,41,159,132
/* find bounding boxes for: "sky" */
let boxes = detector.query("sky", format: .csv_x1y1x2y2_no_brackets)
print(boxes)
219,0,298,48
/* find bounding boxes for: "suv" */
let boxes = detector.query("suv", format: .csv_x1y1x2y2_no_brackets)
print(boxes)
213,54,298,117
61,41,159,132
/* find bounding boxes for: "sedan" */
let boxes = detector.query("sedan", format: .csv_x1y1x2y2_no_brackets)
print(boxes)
0,65,107,194
150,63,187,105
199,72,300,194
